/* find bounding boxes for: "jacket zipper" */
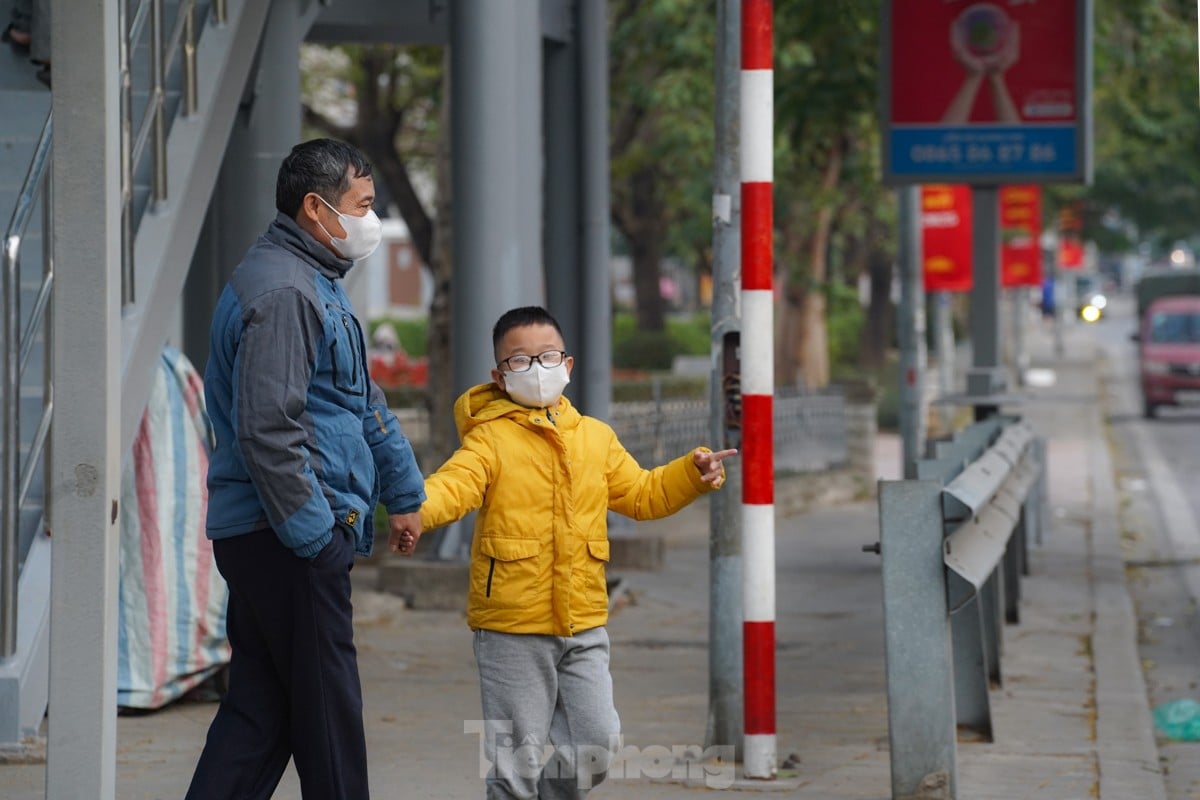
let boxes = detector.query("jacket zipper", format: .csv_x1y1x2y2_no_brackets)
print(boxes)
342,315,359,385
486,557,496,597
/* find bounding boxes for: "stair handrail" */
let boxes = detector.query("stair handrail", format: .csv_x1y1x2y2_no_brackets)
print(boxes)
1,110,54,660
120,0,201,306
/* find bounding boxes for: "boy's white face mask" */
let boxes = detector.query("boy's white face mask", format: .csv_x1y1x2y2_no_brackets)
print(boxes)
503,362,570,409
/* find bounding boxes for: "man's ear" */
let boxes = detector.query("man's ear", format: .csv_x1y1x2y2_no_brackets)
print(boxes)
299,192,323,224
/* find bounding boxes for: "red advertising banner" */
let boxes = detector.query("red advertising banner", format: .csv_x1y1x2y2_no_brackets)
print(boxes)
891,2,1077,126
1000,185,1042,287
1058,202,1084,269
922,184,973,293
884,0,1090,185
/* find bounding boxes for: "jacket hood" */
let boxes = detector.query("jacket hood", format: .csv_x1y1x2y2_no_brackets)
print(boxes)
264,211,354,280
453,382,581,438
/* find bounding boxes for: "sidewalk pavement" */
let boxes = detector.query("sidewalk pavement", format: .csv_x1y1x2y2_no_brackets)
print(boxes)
3,319,1169,799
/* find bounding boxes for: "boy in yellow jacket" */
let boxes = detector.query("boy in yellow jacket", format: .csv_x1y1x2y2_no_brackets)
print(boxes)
391,306,734,799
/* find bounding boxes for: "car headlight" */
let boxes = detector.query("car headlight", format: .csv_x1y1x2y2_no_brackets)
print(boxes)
1090,294,1107,309
1143,362,1170,375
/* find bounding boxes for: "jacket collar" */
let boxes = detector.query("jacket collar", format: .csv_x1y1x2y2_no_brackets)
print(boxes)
264,211,354,280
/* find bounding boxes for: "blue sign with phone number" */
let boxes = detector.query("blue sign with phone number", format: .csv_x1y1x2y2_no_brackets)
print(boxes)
889,125,1077,179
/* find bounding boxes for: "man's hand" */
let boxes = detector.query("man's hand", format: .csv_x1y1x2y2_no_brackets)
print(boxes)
387,511,423,556
694,448,738,485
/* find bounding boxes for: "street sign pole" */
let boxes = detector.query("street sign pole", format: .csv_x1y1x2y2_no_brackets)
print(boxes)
707,0,744,757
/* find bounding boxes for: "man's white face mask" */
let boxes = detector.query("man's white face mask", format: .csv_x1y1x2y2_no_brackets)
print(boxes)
503,362,570,409
317,195,383,262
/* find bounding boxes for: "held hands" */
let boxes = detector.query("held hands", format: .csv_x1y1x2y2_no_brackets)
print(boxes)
694,448,738,485
386,510,423,556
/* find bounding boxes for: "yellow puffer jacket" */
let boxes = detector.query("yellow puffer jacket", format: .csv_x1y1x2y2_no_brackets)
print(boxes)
421,383,722,636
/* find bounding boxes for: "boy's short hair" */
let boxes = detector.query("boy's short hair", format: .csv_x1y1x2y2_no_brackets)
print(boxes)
492,306,566,356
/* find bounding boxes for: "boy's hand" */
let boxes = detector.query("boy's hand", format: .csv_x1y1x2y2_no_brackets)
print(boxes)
387,511,423,556
694,448,738,485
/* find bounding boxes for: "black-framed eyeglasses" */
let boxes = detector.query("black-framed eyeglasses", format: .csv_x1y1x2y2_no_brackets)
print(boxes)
498,350,568,373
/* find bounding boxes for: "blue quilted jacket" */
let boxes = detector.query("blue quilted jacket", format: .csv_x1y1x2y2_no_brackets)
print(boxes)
204,212,425,557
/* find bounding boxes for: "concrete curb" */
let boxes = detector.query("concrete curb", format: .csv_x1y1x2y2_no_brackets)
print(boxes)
1091,380,1168,800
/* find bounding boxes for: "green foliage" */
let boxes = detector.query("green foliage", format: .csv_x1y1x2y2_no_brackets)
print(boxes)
608,1,717,327
611,312,711,370
613,330,677,371
833,357,900,433
611,375,708,402
825,281,865,370
1053,0,1200,251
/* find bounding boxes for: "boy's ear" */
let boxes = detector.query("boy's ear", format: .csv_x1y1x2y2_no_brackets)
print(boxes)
491,368,506,390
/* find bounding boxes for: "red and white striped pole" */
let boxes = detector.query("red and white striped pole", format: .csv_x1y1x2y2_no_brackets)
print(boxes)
740,0,776,780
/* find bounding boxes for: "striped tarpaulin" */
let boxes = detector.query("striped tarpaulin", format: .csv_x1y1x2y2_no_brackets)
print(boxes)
117,347,229,709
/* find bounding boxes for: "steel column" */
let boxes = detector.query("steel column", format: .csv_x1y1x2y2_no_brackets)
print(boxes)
543,31,581,401
578,0,612,422
897,185,927,477
46,0,124,795
967,187,1004,419
184,0,304,373
707,0,743,755
450,0,543,397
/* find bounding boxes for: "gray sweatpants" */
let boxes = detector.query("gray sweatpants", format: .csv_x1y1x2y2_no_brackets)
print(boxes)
473,626,621,800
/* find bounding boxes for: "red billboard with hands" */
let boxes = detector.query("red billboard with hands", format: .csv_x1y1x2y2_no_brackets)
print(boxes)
891,1,1077,127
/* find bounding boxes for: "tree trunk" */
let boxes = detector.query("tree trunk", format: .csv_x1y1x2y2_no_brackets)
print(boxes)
800,288,830,388
779,141,844,389
860,244,893,369
778,284,804,387
425,54,456,468
629,167,666,332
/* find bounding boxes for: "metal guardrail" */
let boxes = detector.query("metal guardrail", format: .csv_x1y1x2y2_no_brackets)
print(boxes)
2,0,217,660
869,415,1046,799
1,112,54,660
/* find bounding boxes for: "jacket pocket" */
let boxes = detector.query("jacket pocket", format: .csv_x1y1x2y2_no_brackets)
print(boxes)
576,539,611,610
476,537,542,607
586,539,610,562
327,306,366,397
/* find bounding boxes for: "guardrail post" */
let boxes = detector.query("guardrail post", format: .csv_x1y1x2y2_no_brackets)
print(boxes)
879,479,957,799
880,417,1046,795
949,573,994,742
980,571,1003,686
1035,437,1048,547
1004,512,1023,623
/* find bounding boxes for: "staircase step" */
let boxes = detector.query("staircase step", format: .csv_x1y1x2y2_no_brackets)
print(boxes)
0,41,49,94
0,90,51,141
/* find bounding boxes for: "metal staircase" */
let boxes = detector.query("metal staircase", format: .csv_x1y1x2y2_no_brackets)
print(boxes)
0,0,270,750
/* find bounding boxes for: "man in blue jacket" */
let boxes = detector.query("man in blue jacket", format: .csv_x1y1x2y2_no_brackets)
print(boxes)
187,139,426,800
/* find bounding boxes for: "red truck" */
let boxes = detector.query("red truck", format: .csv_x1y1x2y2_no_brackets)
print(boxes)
1133,270,1200,418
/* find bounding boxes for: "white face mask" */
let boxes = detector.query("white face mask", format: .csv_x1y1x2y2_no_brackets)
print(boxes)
503,362,570,409
317,195,383,262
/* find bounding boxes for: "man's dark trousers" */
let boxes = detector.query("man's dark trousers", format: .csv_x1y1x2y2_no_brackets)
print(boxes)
186,524,369,800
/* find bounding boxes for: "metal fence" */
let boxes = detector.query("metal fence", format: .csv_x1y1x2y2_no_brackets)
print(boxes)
396,385,850,475
609,385,848,472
